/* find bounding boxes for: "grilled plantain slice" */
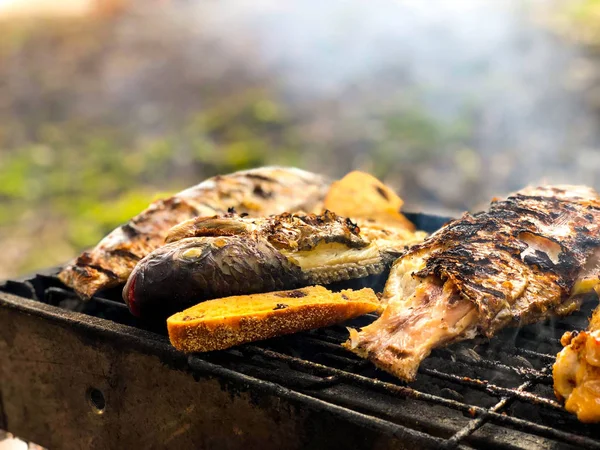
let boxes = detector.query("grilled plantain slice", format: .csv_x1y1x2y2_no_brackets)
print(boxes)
323,171,415,231
58,167,329,299
123,211,424,318
345,185,600,382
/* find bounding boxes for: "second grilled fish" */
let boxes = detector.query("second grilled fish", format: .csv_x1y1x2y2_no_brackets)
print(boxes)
345,185,600,382
123,211,425,318
59,167,329,299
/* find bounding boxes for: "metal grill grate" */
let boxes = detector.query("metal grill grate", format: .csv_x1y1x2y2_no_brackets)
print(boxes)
216,312,600,449
5,272,599,450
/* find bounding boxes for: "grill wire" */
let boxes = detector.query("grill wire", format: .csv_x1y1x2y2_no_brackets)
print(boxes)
233,313,600,450
5,272,600,450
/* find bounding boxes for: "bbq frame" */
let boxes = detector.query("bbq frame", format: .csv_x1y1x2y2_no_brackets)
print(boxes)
1,213,599,450
0,290,443,449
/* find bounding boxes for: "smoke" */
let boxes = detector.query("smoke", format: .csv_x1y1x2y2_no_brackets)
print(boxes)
178,0,600,210
4,0,599,211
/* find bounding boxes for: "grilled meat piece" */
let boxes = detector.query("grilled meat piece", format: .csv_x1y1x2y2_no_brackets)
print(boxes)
554,300,600,423
345,185,600,382
58,167,329,299
123,211,424,318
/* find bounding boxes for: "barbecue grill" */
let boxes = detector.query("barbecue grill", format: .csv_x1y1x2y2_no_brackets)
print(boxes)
1,213,599,450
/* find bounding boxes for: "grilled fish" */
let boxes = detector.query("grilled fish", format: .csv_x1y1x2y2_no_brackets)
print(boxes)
554,301,600,423
123,211,426,318
58,167,329,299
345,185,600,382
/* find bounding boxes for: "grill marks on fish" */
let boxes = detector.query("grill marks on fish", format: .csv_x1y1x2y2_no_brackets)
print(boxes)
58,167,330,299
413,188,600,331
123,211,417,318
346,185,600,381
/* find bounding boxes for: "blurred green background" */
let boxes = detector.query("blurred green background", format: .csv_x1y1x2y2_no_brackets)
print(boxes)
1,0,600,278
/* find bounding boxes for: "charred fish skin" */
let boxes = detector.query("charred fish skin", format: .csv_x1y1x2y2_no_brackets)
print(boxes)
58,167,330,299
124,211,410,318
346,185,600,382
414,186,600,333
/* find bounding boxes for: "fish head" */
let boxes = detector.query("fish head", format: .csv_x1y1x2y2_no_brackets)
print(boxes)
123,237,227,318
123,235,303,318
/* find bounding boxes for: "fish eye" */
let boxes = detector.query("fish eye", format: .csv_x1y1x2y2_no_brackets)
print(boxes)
181,247,205,260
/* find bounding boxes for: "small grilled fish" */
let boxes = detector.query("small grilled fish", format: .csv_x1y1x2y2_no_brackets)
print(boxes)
58,167,329,299
554,300,600,423
345,185,600,382
123,211,425,318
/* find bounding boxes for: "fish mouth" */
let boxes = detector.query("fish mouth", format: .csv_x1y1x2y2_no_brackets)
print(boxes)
123,268,141,317
123,258,161,318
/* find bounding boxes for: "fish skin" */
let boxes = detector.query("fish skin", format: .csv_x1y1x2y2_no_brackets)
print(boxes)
346,185,600,382
123,211,418,318
58,167,330,299
165,210,368,251
412,186,600,333
125,236,305,319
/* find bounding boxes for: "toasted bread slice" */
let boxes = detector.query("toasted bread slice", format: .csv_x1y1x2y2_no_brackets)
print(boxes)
324,171,415,231
167,286,380,353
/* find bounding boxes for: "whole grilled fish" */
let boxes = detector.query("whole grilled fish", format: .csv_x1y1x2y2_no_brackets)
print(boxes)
123,211,425,318
554,300,600,423
59,167,329,299
345,185,600,382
